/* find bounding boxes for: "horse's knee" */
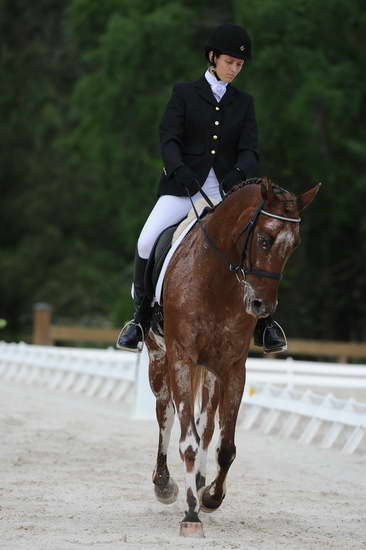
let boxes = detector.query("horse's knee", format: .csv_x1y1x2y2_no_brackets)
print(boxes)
217,443,236,472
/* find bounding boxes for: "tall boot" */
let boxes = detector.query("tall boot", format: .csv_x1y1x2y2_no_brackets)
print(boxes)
116,251,152,352
254,316,287,354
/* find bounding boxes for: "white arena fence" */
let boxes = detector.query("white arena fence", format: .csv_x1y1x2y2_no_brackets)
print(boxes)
1,342,365,455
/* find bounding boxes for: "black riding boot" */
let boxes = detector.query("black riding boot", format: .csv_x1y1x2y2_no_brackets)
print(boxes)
254,316,287,354
116,252,152,352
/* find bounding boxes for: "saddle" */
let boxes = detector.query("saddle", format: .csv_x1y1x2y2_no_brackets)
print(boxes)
144,221,182,303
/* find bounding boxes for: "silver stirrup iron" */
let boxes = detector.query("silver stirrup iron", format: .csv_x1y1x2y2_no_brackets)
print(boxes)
116,320,144,352
263,320,288,354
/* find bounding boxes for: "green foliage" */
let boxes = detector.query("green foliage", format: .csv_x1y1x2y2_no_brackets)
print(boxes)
235,0,366,339
1,0,365,341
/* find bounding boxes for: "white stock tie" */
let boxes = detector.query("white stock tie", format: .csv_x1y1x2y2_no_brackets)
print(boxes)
212,82,227,102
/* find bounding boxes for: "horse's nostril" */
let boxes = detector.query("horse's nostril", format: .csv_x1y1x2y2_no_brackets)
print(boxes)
253,299,263,313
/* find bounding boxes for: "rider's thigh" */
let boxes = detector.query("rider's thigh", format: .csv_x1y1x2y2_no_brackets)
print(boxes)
137,195,191,259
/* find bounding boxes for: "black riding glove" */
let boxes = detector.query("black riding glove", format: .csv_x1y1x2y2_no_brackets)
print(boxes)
174,164,198,190
221,167,245,193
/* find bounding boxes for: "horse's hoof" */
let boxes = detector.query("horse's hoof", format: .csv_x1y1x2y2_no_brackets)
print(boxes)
179,521,205,538
154,478,179,504
198,486,224,513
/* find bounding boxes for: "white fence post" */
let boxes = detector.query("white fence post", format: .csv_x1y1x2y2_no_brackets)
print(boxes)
132,345,155,420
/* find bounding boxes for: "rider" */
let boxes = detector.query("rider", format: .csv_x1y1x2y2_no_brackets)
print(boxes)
116,23,287,354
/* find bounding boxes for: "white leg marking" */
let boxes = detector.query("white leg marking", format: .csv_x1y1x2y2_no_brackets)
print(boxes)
196,372,217,480
161,401,175,454
180,427,200,513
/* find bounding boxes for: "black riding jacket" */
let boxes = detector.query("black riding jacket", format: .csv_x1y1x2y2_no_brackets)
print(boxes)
158,74,260,196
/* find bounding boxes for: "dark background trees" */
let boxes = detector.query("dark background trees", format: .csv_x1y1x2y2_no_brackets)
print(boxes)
1,0,365,342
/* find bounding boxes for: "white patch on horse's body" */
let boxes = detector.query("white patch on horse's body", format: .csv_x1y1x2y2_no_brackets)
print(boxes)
157,384,170,402
215,432,224,473
150,332,166,352
148,333,167,363
179,424,200,514
195,371,217,480
174,361,191,393
161,401,175,454
196,409,209,480
179,428,198,456
239,279,259,317
148,348,166,363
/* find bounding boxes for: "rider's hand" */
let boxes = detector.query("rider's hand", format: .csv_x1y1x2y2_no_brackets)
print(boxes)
221,167,245,193
174,164,198,189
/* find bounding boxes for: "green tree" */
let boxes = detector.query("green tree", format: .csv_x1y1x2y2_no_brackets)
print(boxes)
235,0,366,340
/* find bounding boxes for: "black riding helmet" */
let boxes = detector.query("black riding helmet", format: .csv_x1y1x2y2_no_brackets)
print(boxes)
205,23,252,63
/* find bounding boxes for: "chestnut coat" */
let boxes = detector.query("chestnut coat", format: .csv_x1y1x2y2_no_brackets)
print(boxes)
158,74,260,196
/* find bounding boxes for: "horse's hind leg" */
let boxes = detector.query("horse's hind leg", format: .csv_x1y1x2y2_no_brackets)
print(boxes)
199,363,245,513
147,333,178,505
195,370,220,491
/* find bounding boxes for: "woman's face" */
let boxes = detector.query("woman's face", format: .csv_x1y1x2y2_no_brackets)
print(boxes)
210,52,244,82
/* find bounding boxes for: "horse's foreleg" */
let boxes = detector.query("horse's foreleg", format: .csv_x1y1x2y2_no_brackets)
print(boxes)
147,335,178,505
170,357,203,535
199,364,245,513
195,370,220,491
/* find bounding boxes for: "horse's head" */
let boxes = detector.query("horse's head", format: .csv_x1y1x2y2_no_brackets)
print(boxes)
242,177,320,318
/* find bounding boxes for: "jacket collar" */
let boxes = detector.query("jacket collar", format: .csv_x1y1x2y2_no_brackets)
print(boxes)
194,74,237,107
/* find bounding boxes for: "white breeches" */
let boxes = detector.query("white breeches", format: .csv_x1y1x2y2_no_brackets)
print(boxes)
137,169,223,259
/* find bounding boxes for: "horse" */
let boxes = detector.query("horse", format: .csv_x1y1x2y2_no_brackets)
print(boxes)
145,177,320,537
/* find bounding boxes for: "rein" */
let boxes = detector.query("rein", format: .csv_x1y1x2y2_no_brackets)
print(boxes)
184,183,301,282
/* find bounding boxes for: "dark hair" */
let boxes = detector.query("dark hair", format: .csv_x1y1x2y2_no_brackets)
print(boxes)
204,47,222,67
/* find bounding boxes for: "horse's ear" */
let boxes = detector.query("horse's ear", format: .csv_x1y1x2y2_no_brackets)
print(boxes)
297,183,322,212
260,177,275,204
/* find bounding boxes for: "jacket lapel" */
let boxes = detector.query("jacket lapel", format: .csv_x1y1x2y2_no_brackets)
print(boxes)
194,75,217,106
219,84,237,107
194,75,238,107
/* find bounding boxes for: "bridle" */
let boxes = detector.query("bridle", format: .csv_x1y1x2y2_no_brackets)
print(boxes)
186,187,301,283
235,200,301,281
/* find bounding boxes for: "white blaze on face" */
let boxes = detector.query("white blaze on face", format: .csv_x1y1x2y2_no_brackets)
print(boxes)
262,219,296,262
275,230,296,259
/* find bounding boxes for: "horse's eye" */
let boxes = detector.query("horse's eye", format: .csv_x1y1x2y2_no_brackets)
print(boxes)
257,234,273,250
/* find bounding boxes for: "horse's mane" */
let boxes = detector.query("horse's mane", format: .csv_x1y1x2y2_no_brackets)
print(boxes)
225,177,297,212
226,177,289,197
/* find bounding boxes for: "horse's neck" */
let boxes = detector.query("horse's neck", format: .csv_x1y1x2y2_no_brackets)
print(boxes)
203,186,259,337
207,185,261,246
